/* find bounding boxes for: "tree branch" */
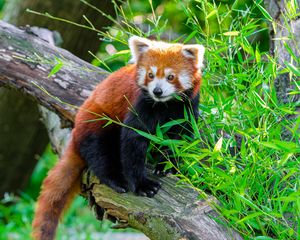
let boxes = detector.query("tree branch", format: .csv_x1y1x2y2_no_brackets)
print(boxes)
0,20,242,240
0,20,108,122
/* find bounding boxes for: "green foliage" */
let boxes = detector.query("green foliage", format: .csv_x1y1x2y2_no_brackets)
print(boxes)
0,0,4,11
0,0,5,19
0,146,135,239
0,192,125,239
1,0,299,239
25,145,57,199
0,146,57,239
95,0,299,238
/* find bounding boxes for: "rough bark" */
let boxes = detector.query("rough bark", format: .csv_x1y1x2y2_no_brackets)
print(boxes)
3,0,116,61
0,21,108,120
0,21,242,240
82,172,241,240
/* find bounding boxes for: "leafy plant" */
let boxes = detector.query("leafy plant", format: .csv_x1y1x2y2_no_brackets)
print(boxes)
94,1,299,238
2,0,299,239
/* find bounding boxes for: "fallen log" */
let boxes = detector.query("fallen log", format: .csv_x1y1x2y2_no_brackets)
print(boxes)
0,20,242,240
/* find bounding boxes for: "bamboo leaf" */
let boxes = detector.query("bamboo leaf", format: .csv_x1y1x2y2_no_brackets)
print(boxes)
48,58,63,77
254,2,273,21
206,9,217,19
223,31,239,36
214,137,223,152
285,62,300,76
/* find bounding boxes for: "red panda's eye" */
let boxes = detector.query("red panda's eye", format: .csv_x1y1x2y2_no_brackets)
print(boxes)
167,74,174,81
148,72,154,79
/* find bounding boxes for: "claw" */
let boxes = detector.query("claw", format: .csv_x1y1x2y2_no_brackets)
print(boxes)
135,178,161,198
138,191,147,197
146,190,154,197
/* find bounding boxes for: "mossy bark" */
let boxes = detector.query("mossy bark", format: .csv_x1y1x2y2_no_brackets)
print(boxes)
82,172,242,240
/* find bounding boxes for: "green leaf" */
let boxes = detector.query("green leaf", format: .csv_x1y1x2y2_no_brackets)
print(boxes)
278,153,293,167
223,31,239,36
155,123,163,139
183,106,188,120
253,236,275,240
260,142,281,150
160,139,184,146
285,62,300,76
48,57,63,77
253,91,269,109
236,84,246,90
134,129,161,143
189,112,200,138
283,42,299,62
213,136,223,152
103,120,112,128
161,119,186,129
254,2,273,21
234,193,263,212
272,140,299,152
206,9,217,19
183,30,198,43
236,212,263,224
255,47,261,63
114,49,130,56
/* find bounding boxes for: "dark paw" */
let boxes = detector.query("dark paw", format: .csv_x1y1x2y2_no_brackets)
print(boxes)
135,178,161,198
102,179,129,193
111,185,128,193
154,168,167,176
154,163,166,176
154,165,177,176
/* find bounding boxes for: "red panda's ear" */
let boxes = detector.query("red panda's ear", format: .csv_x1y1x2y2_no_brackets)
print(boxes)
182,44,205,69
129,36,151,63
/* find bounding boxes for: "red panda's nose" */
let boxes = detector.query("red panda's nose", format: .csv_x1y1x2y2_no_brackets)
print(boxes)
153,87,163,97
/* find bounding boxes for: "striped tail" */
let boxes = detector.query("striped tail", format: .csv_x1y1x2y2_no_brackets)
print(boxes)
32,140,85,240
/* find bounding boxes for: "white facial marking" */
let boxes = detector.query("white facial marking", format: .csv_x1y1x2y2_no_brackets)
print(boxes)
150,66,157,75
178,70,192,89
137,67,146,87
164,68,174,76
147,77,176,102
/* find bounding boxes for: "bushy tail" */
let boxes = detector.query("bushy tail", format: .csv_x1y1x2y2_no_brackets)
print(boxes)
32,141,85,240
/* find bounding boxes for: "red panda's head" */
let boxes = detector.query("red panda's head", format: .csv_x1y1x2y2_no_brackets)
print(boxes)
129,36,205,102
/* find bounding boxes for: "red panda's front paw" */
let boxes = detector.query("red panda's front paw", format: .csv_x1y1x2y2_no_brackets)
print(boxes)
102,178,129,193
135,178,161,198
154,163,177,176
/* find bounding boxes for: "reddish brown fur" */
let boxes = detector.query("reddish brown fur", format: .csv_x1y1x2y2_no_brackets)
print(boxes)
32,46,202,239
192,69,202,97
32,64,139,240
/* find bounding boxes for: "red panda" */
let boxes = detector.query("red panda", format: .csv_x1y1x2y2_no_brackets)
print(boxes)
32,36,205,240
